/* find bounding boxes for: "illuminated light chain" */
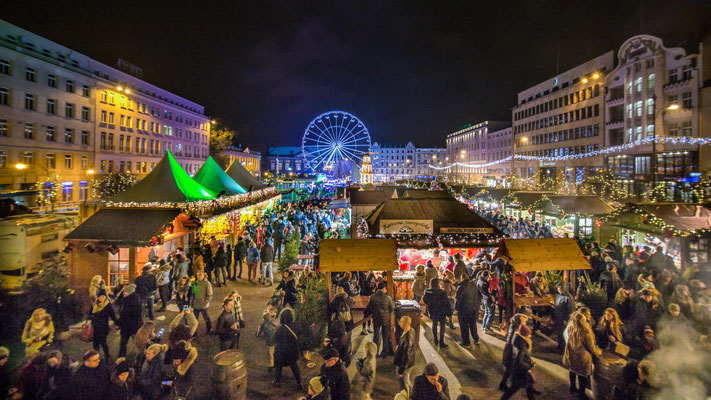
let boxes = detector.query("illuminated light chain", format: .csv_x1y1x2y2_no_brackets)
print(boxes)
33,175,62,206
600,204,711,237
429,136,710,170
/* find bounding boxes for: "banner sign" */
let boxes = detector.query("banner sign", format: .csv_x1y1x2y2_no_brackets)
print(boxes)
440,227,494,234
380,219,433,235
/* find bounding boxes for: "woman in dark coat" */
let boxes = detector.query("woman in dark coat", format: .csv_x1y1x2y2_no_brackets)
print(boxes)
499,313,529,391
422,278,452,348
500,325,537,400
136,344,166,400
109,358,135,400
276,271,299,308
117,284,144,358
272,308,303,389
325,320,352,368
89,289,119,360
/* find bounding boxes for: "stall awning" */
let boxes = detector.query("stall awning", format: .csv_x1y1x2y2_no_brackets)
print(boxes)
65,208,181,246
542,195,615,216
402,189,452,199
319,239,398,272
502,238,591,272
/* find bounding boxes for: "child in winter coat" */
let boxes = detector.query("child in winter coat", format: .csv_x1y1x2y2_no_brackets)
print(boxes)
256,311,278,371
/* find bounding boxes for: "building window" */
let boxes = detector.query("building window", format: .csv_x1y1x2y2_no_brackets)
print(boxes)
25,67,36,82
64,128,73,143
46,153,56,169
669,68,678,83
0,119,7,137
108,133,114,150
108,93,114,104
100,91,107,102
682,121,692,136
682,92,692,109
108,160,114,172
65,103,74,118
61,182,73,202
648,73,655,89
101,110,107,123
79,181,88,201
82,85,90,97
64,154,72,169
81,107,90,121
682,64,692,80
669,123,679,136
81,130,89,145
46,126,55,141
81,155,87,170
47,74,57,87
108,248,130,286
635,101,642,117
0,59,9,75
100,160,106,173
0,150,5,168
100,132,106,149
109,112,114,124
646,124,654,137
626,81,632,96
25,94,35,110
635,126,643,141
647,98,654,115
66,80,74,93
119,135,124,151
635,77,642,92
47,98,56,114
0,87,7,105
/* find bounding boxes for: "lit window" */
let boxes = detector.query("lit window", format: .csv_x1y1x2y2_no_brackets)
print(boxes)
64,154,72,169
25,67,36,82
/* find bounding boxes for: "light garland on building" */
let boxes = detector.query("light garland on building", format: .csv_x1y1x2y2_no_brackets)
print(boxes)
429,136,710,171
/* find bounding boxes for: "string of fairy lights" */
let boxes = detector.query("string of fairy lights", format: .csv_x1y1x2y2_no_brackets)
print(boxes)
429,136,710,170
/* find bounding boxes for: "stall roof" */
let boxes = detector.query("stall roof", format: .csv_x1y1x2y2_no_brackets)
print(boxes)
319,239,398,272
108,152,216,203
505,191,554,207
468,187,513,201
403,189,452,199
327,198,350,209
377,186,406,198
225,159,266,192
542,195,615,216
636,204,711,231
350,190,388,206
193,156,247,195
65,208,181,246
502,238,591,272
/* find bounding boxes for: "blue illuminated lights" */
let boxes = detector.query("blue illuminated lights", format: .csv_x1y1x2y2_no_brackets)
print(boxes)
301,111,372,173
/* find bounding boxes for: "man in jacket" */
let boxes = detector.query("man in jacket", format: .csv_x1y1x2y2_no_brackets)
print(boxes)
156,262,172,312
190,271,213,334
233,236,247,279
394,316,416,397
70,350,110,400
215,298,240,350
365,281,395,357
455,273,481,346
423,278,452,348
453,253,468,281
117,284,143,358
412,363,450,400
320,348,350,400
134,264,158,320
554,282,575,352
478,271,496,332
261,238,275,286
273,225,284,260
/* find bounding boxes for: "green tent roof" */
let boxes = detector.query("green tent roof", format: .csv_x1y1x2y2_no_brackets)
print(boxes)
193,156,247,195
108,152,217,203
225,159,266,192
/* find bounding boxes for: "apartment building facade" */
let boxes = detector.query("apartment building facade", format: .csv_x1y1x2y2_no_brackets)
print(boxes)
484,126,513,185
371,142,416,183
0,19,210,205
445,121,509,184
415,147,447,180
604,34,701,201
224,146,261,177
511,52,614,187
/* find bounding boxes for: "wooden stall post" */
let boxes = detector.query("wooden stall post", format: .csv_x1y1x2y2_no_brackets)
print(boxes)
326,271,332,302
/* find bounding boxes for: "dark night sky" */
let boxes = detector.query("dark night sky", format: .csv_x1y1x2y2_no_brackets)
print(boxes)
2,1,710,151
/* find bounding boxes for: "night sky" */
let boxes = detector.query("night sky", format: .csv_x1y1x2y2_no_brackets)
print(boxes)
2,1,709,151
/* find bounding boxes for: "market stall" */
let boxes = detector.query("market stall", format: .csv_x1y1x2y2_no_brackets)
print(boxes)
602,203,711,274
537,195,616,239
496,238,591,325
361,197,503,298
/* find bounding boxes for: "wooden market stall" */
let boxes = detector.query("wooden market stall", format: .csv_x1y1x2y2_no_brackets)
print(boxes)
498,238,591,326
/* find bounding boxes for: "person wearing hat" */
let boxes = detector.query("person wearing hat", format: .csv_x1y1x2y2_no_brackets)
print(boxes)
89,288,118,360
632,289,662,337
109,357,135,400
320,347,350,400
412,362,450,400
599,263,622,303
116,283,143,358
298,376,329,400
134,264,158,321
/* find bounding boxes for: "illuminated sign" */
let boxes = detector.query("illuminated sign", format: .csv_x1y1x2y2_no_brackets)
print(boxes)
380,219,433,235
440,227,494,234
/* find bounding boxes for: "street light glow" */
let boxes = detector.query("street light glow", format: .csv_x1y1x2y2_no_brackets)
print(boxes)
15,163,27,170
667,104,680,110
87,169,95,175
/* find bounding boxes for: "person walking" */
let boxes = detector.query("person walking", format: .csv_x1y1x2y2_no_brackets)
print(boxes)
246,240,260,283
116,284,142,358
192,248,205,276
423,278,452,348
70,350,111,400
412,265,427,303
499,313,529,391
256,311,278,373
273,308,303,390
455,273,481,346
320,348,350,400
134,265,158,321
216,298,240,350
394,316,416,397
261,238,275,286
190,271,213,334
412,363,450,400
89,289,119,360
365,281,395,357
554,282,575,352
225,243,234,281
563,312,602,399
233,236,247,279
500,325,539,400
353,341,377,400
174,276,191,310
156,262,172,312
273,225,284,260
213,243,228,287
479,271,496,332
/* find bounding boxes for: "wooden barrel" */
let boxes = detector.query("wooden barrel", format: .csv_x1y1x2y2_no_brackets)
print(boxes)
212,350,247,400
592,352,626,400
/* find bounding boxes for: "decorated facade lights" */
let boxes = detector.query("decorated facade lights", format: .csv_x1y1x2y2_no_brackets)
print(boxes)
429,136,711,171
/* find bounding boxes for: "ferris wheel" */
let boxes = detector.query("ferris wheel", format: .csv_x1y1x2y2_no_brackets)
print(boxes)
302,111,371,173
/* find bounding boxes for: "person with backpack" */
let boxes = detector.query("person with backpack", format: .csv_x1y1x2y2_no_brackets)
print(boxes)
328,286,356,331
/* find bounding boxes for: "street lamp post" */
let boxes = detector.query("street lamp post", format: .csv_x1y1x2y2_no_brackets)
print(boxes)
650,94,680,193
